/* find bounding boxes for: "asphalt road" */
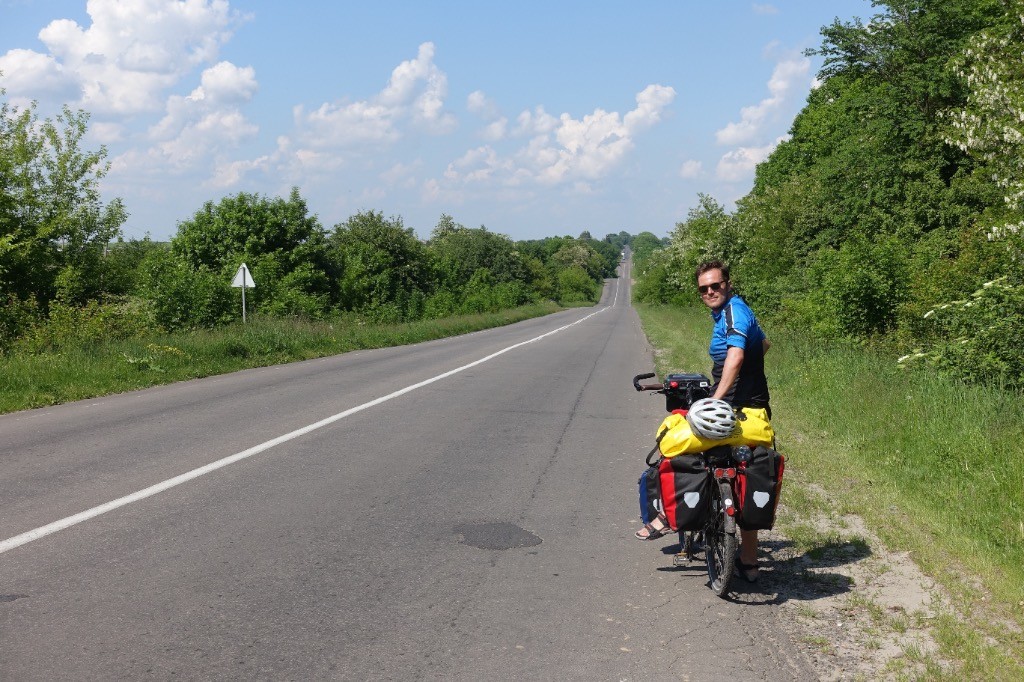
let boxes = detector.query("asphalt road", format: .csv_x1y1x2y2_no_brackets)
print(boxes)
0,260,816,680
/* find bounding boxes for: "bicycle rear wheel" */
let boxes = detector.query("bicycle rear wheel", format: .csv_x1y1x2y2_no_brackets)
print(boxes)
705,482,737,597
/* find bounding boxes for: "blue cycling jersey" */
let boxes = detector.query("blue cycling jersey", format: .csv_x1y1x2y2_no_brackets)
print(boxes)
709,294,770,409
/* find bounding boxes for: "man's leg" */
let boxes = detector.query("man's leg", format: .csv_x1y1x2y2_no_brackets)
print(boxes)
741,528,757,561
739,528,759,579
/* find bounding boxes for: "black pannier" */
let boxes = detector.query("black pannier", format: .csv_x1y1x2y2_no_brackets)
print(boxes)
736,446,785,530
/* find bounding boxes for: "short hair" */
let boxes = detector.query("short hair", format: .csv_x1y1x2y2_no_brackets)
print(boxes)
695,260,730,284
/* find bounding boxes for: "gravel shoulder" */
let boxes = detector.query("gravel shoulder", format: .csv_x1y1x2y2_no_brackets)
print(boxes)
755,483,951,680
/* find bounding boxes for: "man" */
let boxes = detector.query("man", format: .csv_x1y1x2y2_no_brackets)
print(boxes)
696,260,771,582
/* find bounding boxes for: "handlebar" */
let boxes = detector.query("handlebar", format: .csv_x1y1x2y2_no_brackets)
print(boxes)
632,373,661,392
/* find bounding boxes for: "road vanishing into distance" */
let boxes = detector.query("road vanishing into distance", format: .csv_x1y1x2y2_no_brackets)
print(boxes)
0,259,816,680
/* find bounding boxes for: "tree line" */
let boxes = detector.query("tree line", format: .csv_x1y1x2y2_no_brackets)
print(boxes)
636,0,1024,390
0,91,650,353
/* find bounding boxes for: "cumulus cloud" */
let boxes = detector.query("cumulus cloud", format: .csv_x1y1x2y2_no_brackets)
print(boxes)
715,55,809,145
190,60,258,104
287,41,455,155
0,0,245,115
715,137,787,181
444,146,514,184
209,155,270,189
467,89,507,140
380,160,422,187
143,61,258,171
0,49,78,102
514,106,559,136
436,84,676,193
679,160,703,179
467,90,499,119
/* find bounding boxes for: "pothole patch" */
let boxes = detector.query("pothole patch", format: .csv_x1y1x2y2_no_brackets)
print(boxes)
454,522,542,550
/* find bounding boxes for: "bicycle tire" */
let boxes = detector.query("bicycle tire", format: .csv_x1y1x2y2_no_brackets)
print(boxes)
705,482,738,597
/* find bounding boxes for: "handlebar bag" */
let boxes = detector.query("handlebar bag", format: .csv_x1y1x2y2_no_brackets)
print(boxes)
659,455,711,531
736,446,785,530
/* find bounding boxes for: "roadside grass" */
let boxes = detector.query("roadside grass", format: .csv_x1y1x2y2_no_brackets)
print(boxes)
0,302,563,414
636,302,1024,680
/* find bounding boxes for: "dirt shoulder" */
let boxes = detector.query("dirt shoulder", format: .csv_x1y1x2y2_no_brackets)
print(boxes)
744,483,950,680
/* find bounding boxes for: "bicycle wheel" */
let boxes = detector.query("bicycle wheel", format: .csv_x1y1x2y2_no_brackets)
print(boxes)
705,482,738,597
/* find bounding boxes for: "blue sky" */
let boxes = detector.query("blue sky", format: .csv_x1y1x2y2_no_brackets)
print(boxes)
0,0,873,242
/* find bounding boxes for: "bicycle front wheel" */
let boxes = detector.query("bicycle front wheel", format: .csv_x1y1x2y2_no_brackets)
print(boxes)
705,482,738,597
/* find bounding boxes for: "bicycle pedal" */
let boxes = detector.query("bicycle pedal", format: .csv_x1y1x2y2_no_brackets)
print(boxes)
672,553,690,567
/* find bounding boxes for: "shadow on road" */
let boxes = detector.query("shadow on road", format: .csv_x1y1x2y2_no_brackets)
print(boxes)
653,534,872,605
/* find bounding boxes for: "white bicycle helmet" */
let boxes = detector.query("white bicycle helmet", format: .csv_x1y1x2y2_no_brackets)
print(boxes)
686,398,737,439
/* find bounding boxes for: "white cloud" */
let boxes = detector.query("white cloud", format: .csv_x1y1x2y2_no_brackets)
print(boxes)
715,55,809,145
143,61,258,172
289,42,455,151
89,121,125,144
380,160,422,187
467,90,499,119
481,118,508,141
679,160,703,179
379,43,455,132
441,84,676,192
623,84,676,129
715,137,787,181
189,60,257,105
752,4,779,15
209,155,270,188
0,0,245,115
514,106,559,136
467,90,507,140
444,146,513,184
0,48,77,101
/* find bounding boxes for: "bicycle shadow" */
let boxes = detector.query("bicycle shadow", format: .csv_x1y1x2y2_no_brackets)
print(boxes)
656,534,871,605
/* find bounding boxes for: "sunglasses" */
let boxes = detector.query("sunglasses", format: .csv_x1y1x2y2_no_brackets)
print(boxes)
698,281,726,295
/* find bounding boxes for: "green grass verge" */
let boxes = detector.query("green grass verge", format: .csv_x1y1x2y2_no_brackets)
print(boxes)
636,302,1024,679
0,302,563,414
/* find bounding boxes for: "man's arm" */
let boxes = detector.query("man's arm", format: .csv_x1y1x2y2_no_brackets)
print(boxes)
713,345,744,400
763,338,770,355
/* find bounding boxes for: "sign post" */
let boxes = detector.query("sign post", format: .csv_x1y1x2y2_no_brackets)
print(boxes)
231,263,256,323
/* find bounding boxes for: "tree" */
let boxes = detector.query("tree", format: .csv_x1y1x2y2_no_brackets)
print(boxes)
945,0,1024,257
427,217,527,291
629,232,665,262
330,210,428,319
172,188,334,317
0,96,126,307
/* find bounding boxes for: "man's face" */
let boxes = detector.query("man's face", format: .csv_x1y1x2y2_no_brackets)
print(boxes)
697,268,731,311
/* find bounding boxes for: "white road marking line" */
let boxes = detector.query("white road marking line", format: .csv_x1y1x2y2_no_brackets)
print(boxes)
0,305,611,555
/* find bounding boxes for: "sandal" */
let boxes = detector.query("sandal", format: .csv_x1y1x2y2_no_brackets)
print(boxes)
635,513,672,541
735,556,760,583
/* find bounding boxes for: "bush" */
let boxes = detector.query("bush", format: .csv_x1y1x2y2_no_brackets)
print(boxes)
901,277,1024,389
633,249,691,306
556,266,598,303
423,291,458,319
0,295,40,352
15,296,158,352
801,237,909,338
139,249,235,330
